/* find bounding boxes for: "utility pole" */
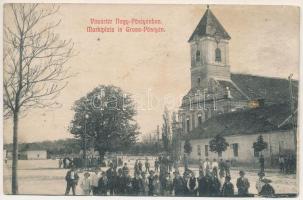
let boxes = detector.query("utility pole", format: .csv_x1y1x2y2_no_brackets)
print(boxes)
288,74,297,156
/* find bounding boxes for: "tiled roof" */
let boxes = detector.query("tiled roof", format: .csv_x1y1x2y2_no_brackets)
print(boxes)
231,74,298,105
186,103,295,140
181,74,298,107
188,8,231,42
217,80,249,100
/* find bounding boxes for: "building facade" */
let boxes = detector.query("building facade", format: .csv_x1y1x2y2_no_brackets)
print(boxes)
178,7,297,164
181,131,294,164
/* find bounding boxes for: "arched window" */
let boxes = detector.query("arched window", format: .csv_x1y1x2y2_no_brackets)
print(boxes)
197,77,201,86
196,50,201,62
186,117,190,133
215,48,221,62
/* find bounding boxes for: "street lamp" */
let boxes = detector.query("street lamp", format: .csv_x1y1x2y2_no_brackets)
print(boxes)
84,114,89,169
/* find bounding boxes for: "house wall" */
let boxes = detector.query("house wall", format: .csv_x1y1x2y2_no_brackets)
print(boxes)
181,130,294,164
27,151,47,160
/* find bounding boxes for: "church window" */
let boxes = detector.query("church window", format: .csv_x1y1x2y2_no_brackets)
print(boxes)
186,117,190,133
198,114,202,125
196,50,201,62
215,48,221,62
197,78,201,86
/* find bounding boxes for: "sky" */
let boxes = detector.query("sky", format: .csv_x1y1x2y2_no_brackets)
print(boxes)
3,4,300,143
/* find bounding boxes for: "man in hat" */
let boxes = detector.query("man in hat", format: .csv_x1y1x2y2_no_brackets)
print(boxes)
106,163,117,195
186,171,198,196
145,158,150,173
221,175,234,197
141,172,149,196
198,169,211,197
122,162,129,176
115,168,124,195
65,165,79,195
256,171,265,194
173,171,185,196
97,171,108,196
132,173,143,196
259,178,275,197
123,169,133,195
236,170,250,196
138,160,143,172
148,170,155,196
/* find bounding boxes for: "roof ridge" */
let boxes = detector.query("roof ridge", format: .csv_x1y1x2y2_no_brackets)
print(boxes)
231,73,298,82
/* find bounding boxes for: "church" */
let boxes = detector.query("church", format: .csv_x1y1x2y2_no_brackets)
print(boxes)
178,7,298,166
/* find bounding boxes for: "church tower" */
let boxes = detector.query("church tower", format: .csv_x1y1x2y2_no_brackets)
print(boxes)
188,6,231,90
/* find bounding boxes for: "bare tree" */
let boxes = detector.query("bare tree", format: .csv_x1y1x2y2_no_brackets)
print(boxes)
3,4,74,194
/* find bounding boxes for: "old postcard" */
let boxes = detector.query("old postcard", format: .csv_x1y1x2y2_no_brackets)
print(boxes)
2,2,300,198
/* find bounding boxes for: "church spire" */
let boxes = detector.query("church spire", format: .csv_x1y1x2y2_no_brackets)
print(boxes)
188,6,231,42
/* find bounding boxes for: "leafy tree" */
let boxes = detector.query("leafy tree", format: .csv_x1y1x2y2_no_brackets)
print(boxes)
184,138,192,155
162,106,171,152
209,134,229,157
253,135,268,156
69,85,140,161
3,4,73,194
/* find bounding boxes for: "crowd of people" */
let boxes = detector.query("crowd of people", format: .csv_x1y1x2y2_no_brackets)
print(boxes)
59,156,102,169
64,157,276,197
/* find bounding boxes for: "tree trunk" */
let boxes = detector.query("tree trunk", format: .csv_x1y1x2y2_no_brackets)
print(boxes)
12,112,19,194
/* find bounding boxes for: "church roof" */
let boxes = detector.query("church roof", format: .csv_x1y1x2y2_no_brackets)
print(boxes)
181,73,298,107
186,103,295,140
188,8,231,42
231,74,298,105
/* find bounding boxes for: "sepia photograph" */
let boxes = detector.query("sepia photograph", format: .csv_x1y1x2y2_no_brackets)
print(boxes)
2,2,300,198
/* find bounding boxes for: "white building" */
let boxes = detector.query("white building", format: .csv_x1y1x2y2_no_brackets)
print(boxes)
26,150,47,160
180,103,296,165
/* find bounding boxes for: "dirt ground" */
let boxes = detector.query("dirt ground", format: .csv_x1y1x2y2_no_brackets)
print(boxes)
3,159,297,195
